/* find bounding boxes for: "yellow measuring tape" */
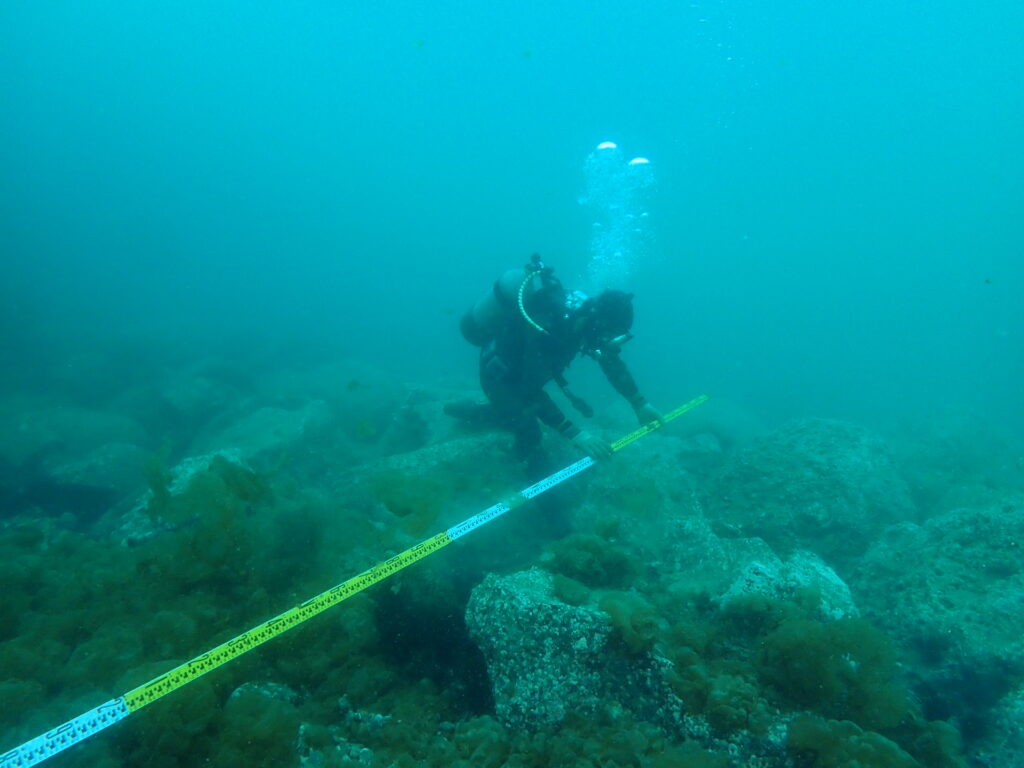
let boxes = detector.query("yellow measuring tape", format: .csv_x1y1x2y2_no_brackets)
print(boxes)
1,394,708,768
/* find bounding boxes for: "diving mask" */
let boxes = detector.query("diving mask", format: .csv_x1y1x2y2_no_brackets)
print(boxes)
589,332,634,359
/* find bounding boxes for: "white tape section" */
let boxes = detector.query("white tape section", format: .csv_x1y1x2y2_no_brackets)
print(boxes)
446,456,594,540
1,698,129,768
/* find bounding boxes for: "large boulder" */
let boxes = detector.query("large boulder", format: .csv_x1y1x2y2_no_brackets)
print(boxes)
113,450,254,545
326,432,512,533
974,686,1024,768
704,419,917,569
552,430,859,620
465,569,795,766
0,401,146,468
41,441,151,520
254,360,458,458
885,412,1024,517
465,568,679,730
851,498,1024,737
720,550,859,622
201,400,334,467
577,432,731,569
158,371,243,434
0,400,149,521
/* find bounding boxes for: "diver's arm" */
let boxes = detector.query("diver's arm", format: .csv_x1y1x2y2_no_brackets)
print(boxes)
533,390,613,459
598,352,664,426
533,390,581,439
597,351,644,407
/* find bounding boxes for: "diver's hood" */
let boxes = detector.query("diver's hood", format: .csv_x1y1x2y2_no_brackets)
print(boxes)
580,289,635,356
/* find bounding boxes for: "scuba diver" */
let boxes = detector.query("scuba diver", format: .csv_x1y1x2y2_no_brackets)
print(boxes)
446,254,663,477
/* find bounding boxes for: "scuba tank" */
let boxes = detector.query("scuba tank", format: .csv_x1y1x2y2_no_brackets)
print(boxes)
459,255,597,419
459,254,560,346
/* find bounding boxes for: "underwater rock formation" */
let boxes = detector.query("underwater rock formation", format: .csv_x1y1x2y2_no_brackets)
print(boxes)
585,433,705,522
158,370,243,435
658,513,781,601
719,550,859,622
466,568,679,730
46,441,149,502
579,436,858,620
297,696,392,768
0,347,984,768
704,419,917,569
114,449,254,545
852,497,1024,743
0,401,148,521
203,399,333,466
974,686,1024,767
465,569,814,767
0,401,146,468
578,434,742,582
885,413,1024,517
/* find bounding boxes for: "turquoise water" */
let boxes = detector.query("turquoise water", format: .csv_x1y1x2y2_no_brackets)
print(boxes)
1,2,1022,766
3,1,1020,427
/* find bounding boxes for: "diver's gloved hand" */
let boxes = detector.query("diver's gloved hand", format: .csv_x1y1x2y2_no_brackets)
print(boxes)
633,401,665,426
572,430,614,460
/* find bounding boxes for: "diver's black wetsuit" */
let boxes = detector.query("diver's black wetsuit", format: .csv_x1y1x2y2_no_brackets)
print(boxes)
476,285,645,471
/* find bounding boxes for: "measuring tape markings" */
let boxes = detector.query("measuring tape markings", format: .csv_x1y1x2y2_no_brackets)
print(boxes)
1,394,709,768
123,530,453,710
447,456,599,540
1,700,130,768
446,502,511,541
520,457,595,500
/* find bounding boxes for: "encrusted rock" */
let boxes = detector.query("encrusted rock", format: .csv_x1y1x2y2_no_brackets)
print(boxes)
974,686,1024,768
660,514,780,600
114,450,250,545
297,723,374,768
705,419,917,568
296,696,394,768
466,568,694,730
852,499,1024,731
466,569,793,765
466,568,614,728
720,550,859,621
